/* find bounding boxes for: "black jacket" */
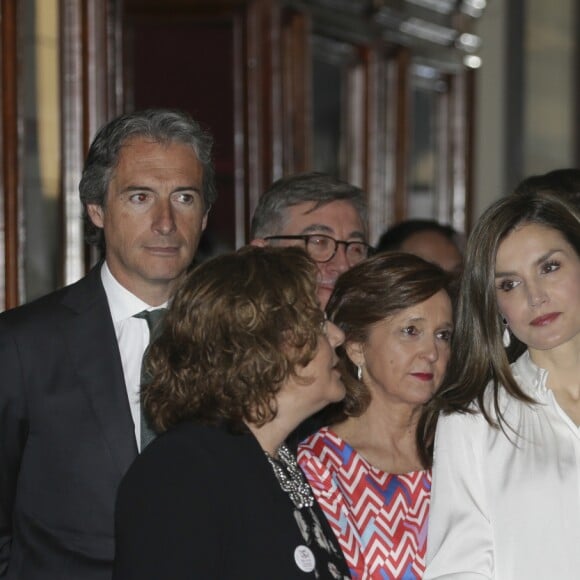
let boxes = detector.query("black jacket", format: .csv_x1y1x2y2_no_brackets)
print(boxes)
0,266,137,580
113,422,350,579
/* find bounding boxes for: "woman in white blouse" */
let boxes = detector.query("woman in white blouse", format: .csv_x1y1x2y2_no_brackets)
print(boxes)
418,190,580,580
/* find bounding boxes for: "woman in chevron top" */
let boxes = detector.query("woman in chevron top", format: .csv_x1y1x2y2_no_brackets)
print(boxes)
298,252,454,579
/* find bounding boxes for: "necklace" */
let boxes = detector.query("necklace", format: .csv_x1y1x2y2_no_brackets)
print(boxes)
265,444,314,509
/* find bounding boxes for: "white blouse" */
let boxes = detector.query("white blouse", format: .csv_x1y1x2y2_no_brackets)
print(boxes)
425,351,580,580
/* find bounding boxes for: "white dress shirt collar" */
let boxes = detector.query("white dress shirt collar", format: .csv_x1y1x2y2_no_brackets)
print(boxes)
100,262,168,321
100,261,168,451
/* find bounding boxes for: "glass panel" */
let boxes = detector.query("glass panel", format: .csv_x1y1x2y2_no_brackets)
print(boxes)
311,36,359,178
408,87,437,217
407,64,446,219
524,0,574,174
312,58,343,176
22,0,61,301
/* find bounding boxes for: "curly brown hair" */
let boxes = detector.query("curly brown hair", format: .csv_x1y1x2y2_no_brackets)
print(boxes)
143,246,325,433
325,252,453,424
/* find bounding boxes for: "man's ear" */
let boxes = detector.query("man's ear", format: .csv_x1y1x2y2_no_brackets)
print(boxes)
249,238,267,248
86,204,105,228
345,341,365,367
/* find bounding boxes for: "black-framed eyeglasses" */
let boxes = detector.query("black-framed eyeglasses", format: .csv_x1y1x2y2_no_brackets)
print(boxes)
263,234,372,265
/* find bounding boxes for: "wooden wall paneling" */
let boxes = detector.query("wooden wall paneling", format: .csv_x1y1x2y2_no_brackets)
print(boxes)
1,0,21,310
448,69,472,235
257,0,282,184
60,0,87,285
360,45,373,193
448,72,464,231
446,72,467,232
244,0,266,215
382,48,400,233
343,49,365,188
505,0,524,193
84,0,109,143
436,76,451,224
393,46,410,223
106,0,124,118
233,9,248,246
463,68,475,234
268,1,283,182
364,45,390,245
124,4,240,254
575,3,580,166
280,8,311,175
61,0,118,284
84,0,117,266
244,0,284,219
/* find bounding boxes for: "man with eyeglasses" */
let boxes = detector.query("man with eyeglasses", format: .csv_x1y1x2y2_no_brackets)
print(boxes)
251,172,370,308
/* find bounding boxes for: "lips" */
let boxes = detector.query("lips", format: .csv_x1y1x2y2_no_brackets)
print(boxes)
411,372,434,381
319,280,336,291
530,312,560,326
145,246,180,255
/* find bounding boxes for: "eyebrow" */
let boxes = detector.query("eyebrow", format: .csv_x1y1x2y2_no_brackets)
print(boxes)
495,248,563,278
121,185,201,194
400,315,453,328
405,315,425,323
298,223,366,239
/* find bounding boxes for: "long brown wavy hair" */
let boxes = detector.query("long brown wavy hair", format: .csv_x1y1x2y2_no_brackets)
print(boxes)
142,246,324,433
417,191,580,468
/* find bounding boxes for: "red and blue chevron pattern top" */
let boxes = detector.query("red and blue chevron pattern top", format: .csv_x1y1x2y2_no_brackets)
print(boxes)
298,427,430,580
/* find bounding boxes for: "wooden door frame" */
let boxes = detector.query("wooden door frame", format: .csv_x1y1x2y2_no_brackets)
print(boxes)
61,0,122,284
1,0,21,310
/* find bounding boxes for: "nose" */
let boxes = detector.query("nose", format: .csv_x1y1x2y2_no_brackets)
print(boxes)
326,243,350,275
326,321,345,348
527,279,549,308
420,337,439,363
152,198,177,235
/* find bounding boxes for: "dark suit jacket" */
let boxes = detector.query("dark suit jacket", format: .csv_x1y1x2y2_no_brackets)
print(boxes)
0,266,137,580
113,422,351,579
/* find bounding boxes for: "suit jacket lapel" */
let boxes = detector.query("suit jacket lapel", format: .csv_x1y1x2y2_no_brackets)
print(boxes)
61,266,138,476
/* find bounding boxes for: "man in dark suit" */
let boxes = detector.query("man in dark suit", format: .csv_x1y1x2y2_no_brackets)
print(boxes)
0,109,216,579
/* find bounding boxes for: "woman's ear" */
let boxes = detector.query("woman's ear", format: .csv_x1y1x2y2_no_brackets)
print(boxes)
345,341,365,367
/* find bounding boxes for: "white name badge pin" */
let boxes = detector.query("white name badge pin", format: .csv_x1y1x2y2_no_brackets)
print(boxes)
294,545,316,573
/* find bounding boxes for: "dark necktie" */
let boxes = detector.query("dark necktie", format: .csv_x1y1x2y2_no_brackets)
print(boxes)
134,309,166,451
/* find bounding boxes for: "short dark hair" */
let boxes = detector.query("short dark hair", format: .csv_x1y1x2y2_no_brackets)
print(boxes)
376,219,462,253
143,246,325,433
325,252,453,423
79,108,217,249
514,168,580,209
250,172,368,239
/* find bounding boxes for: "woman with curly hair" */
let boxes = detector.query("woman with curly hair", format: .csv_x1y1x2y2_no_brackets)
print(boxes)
113,246,351,579
298,253,454,579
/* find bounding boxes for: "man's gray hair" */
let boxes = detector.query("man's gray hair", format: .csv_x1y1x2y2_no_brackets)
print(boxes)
251,172,368,238
79,108,217,249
